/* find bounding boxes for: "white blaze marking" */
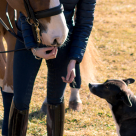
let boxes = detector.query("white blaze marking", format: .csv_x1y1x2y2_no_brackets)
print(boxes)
108,103,120,136
50,0,60,7
0,79,3,87
69,88,82,103
3,84,13,93
41,0,68,45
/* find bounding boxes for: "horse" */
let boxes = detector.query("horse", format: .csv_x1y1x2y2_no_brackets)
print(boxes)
0,0,97,114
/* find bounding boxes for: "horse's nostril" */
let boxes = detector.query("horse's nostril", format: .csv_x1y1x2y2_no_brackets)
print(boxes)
51,39,61,46
52,39,57,45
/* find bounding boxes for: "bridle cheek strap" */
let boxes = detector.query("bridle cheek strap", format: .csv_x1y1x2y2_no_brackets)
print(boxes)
23,0,37,24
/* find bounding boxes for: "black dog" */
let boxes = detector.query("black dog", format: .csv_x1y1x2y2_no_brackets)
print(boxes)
89,78,136,136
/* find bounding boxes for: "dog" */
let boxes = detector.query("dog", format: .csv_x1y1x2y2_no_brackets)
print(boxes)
89,78,136,136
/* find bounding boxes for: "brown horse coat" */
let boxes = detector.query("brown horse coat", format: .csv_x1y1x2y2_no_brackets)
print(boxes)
0,0,18,92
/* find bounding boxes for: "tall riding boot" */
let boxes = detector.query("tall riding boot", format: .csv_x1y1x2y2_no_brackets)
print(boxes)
1,89,13,136
8,101,29,136
47,102,65,136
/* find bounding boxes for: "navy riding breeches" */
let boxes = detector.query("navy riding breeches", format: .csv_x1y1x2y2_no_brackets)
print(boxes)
13,31,81,110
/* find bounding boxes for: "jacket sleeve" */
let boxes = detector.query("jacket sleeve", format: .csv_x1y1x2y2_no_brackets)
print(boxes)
20,13,38,50
69,0,96,63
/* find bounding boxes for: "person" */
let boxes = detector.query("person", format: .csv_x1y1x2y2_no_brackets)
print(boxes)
2,0,96,135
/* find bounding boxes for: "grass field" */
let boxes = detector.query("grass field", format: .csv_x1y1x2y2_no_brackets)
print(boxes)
0,0,136,135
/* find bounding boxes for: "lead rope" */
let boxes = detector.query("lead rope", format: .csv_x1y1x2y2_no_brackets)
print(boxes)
0,17,26,53
23,0,41,45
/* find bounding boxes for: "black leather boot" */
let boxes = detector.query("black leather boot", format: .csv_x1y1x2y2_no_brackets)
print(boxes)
47,102,65,136
8,101,29,136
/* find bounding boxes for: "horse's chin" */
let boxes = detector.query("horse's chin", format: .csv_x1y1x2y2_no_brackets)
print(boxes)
41,40,62,47
40,33,64,47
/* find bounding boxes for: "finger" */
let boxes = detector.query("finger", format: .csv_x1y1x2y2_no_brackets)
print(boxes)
48,52,58,59
48,56,57,60
61,76,65,80
61,77,66,82
54,47,57,51
66,71,71,81
64,71,75,83
54,47,58,53
49,47,55,55
55,47,58,55
50,47,58,57
61,77,70,83
43,54,53,59
44,55,55,60
52,48,56,55
50,50,57,57
44,49,56,58
62,75,72,83
52,48,57,57
53,47,56,54
62,79,71,83
68,72,75,83
44,47,54,51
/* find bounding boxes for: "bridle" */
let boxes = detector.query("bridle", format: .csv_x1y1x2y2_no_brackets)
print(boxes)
23,0,64,44
0,0,64,53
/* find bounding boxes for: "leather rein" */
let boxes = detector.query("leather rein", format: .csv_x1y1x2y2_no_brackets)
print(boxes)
0,0,64,53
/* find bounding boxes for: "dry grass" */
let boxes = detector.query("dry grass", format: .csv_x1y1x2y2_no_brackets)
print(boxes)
0,0,136,135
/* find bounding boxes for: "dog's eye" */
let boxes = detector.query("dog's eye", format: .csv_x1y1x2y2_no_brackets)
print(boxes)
105,85,109,89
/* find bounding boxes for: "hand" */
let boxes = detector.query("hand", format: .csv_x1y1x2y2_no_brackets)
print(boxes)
31,47,58,60
61,60,76,83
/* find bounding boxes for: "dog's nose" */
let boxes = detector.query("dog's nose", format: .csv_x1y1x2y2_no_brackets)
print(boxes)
89,83,92,88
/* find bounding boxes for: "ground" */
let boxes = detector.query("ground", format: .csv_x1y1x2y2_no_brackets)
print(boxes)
0,0,136,135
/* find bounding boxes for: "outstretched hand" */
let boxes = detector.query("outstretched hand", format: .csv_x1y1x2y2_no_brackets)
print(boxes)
61,60,76,83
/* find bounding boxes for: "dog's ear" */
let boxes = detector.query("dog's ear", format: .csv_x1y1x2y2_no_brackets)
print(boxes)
123,78,135,85
121,93,132,107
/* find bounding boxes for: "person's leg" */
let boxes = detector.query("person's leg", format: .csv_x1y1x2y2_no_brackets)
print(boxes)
69,64,82,111
1,88,13,136
8,38,42,136
46,43,71,136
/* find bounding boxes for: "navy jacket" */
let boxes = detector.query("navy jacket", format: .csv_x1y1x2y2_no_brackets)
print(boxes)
19,0,96,63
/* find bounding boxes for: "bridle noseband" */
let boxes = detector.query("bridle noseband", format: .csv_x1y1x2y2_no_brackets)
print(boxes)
23,0,64,44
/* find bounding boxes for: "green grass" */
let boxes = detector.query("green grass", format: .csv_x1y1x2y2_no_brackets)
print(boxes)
0,0,136,135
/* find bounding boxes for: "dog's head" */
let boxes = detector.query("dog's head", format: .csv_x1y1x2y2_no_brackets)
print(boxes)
89,78,135,107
